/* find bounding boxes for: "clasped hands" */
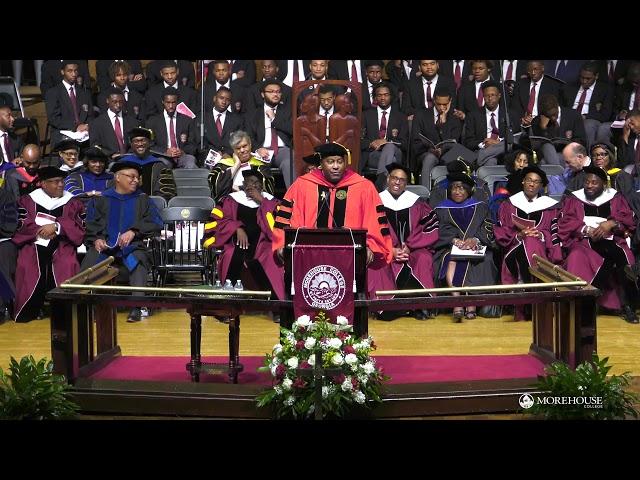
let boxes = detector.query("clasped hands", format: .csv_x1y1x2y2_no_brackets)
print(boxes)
37,223,58,241
516,227,542,241
393,243,410,263
94,230,136,253
584,220,616,241
453,237,480,250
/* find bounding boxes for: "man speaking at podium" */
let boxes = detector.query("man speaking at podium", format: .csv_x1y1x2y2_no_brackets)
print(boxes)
273,142,392,274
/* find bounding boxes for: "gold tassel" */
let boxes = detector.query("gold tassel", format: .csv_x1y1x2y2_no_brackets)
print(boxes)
333,141,351,165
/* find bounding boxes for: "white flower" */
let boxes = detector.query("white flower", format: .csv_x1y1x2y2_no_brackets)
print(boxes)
362,362,375,375
341,377,353,392
357,374,369,385
286,357,299,369
345,353,358,365
284,395,295,406
270,365,278,377
322,386,329,398
350,364,358,372
273,343,283,354
307,354,316,366
282,378,293,391
331,353,344,366
274,385,283,395
284,332,296,345
293,315,311,329
353,391,366,404
336,315,348,326
304,337,316,349
329,337,342,349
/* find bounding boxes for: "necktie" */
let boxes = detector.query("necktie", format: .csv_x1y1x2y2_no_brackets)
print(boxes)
454,62,462,92
477,84,484,107
608,61,615,83
169,114,178,148
527,82,537,115
634,86,640,110
270,109,279,156
505,61,514,81
379,110,388,139
425,81,433,109
436,114,442,128
490,112,499,139
3,133,13,162
69,86,80,125
215,113,223,136
576,88,588,114
293,60,300,83
114,114,125,154
351,61,359,82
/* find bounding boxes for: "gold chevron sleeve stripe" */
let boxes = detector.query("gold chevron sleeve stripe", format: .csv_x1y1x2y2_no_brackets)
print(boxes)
266,212,275,230
212,208,224,218
203,236,216,249
205,221,218,230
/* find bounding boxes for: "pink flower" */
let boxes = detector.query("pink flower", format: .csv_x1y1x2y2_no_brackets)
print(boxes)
296,340,305,350
337,331,349,341
351,377,359,389
275,364,286,378
293,377,306,389
334,373,346,385
343,345,355,355
300,361,311,369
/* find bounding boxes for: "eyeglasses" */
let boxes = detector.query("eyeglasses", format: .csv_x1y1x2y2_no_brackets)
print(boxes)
389,175,407,184
593,152,609,158
524,178,542,185
118,172,140,182
60,151,78,157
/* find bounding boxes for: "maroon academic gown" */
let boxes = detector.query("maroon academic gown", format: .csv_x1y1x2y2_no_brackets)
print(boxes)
558,190,635,309
368,190,439,298
494,192,562,285
203,191,285,300
12,190,85,321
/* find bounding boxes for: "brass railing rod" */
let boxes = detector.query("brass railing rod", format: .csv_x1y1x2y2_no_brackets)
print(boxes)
376,281,587,296
63,256,115,285
59,283,272,297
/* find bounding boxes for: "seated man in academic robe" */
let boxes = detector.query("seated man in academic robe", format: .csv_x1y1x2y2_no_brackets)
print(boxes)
203,169,285,308
557,165,638,323
367,163,439,320
3,144,42,199
81,161,163,322
272,142,393,294
12,166,85,322
112,127,164,197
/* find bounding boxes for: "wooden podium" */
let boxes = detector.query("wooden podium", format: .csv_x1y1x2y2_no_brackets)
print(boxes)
282,228,368,337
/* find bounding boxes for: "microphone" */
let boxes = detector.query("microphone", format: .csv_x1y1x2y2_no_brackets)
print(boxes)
498,60,514,156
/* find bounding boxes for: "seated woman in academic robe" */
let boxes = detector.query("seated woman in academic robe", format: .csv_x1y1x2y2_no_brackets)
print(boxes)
488,147,532,223
493,165,562,320
64,145,114,202
433,171,497,322
203,168,285,306
208,130,274,203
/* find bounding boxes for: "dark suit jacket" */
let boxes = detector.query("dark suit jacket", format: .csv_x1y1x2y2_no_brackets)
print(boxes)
40,60,91,96
438,60,472,88
464,106,520,151
544,60,586,86
146,60,196,89
410,108,463,159
512,75,562,119
360,107,409,154
328,61,367,82
204,60,256,88
245,103,293,149
142,83,199,121
561,81,613,123
96,60,146,94
88,112,138,157
96,87,144,122
201,110,244,157
401,75,458,117
276,60,311,82
455,80,493,114
44,81,94,145
619,133,639,168
201,79,247,115
530,107,587,149
385,61,420,92
146,112,197,155
489,60,529,82
595,60,634,87
0,130,24,163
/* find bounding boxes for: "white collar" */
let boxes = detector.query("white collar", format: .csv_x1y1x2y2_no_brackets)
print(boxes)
379,189,419,211
60,161,83,172
572,188,617,207
509,191,557,214
29,189,74,210
229,190,274,208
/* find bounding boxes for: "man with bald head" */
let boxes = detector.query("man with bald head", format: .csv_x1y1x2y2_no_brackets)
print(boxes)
548,142,592,195
3,144,42,198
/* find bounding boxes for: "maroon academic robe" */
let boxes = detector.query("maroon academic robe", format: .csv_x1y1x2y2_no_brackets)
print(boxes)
12,190,85,321
494,192,562,285
558,190,635,309
203,191,285,300
368,189,439,298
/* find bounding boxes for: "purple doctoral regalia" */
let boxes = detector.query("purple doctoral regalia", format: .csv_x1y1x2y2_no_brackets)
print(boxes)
494,192,562,285
368,190,439,298
558,190,635,309
203,191,285,300
11,190,85,321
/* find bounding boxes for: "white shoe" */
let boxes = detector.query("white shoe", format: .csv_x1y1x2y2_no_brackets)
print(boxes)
140,307,149,318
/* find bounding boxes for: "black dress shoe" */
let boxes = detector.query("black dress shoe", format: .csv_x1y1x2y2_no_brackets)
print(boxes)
620,305,639,324
127,308,142,323
414,309,427,320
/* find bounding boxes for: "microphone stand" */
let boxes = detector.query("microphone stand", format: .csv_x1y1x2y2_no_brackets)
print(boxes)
499,60,514,157
199,59,205,152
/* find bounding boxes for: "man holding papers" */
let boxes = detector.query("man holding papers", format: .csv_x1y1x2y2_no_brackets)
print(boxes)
558,165,638,323
12,166,85,322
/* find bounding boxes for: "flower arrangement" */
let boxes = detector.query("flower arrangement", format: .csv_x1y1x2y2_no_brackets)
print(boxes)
256,311,388,419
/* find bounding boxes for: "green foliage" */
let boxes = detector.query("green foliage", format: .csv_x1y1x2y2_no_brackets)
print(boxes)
256,311,388,419
528,353,638,420
0,356,79,420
